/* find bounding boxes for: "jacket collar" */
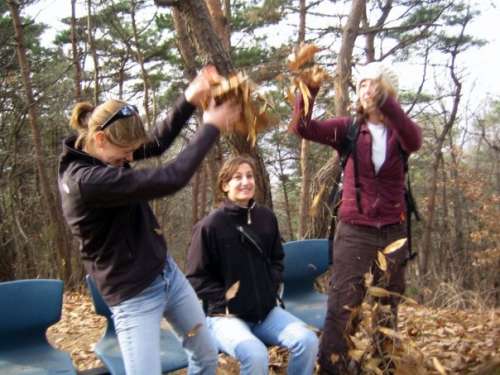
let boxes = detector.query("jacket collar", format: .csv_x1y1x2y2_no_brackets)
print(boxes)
60,135,131,169
61,135,105,166
222,198,256,225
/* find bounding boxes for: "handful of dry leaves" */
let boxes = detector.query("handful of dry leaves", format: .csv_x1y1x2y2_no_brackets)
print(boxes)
285,43,330,116
207,71,275,146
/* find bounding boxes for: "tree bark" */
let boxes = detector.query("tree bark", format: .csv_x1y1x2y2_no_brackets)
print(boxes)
87,0,100,104
205,0,230,50
297,0,311,239
419,27,464,276
70,0,82,101
130,0,152,129
162,0,273,207
363,0,392,62
7,0,73,283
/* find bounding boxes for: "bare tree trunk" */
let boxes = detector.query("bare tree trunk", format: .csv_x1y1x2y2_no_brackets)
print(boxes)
448,137,469,287
274,133,294,240
71,0,82,101
307,0,365,237
130,0,152,129
87,0,100,104
7,0,73,282
439,156,451,280
160,0,273,207
363,0,392,62
419,19,466,277
297,0,311,239
205,0,230,49
335,0,365,116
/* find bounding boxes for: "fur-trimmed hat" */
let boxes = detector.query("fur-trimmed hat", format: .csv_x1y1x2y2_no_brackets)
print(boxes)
356,62,399,98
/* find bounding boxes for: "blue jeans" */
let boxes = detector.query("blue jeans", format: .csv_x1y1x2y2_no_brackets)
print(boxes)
207,307,319,375
110,256,218,375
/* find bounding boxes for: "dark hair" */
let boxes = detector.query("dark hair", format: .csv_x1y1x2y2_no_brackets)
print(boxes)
69,99,146,149
217,155,257,199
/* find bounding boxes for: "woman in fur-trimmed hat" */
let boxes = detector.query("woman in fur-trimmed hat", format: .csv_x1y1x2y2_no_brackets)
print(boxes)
289,61,422,374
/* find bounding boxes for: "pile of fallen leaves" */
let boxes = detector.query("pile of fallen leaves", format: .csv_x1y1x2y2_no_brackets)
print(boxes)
47,290,499,374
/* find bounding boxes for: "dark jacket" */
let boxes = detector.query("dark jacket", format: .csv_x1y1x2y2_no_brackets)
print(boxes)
58,95,220,306
186,200,284,323
291,91,422,228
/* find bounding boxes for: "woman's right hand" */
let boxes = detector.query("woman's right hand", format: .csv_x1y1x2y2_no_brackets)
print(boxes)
185,65,221,107
203,98,241,133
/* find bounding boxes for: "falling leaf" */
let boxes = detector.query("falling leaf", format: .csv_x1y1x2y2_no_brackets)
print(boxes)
225,281,240,301
367,286,392,298
383,238,407,255
187,323,202,337
377,326,405,340
433,357,447,374
401,296,419,306
364,358,383,375
310,185,327,217
308,263,318,271
364,272,374,288
330,353,340,364
348,349,365,362
154,228,162,235
376,251,387,271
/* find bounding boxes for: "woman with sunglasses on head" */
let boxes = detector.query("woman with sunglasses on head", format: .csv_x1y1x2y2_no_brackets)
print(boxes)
186,155,319,375
58,66,240,375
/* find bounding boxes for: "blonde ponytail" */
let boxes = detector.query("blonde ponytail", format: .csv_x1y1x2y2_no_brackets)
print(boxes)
70,102,94,148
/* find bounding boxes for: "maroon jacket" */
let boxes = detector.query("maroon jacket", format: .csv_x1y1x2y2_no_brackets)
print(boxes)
290,91,422,228
58,95,220,306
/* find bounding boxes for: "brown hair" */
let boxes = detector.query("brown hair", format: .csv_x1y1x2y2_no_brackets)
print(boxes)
69,99,147,149
217,155,257,198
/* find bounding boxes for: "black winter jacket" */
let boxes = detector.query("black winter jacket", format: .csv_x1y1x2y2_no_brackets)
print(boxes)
186,200,284,323
58,95,220,306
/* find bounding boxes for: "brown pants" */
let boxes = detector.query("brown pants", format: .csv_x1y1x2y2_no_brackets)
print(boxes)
318,221,408,374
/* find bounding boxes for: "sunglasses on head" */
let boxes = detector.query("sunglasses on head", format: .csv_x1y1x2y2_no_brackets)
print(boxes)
100,104,139,131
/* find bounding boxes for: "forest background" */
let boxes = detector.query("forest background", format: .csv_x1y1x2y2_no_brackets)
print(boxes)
3,0,500,304
1,1,500,371
3,0,499,307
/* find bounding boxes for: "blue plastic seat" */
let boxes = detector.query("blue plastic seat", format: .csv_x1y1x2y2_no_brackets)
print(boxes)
0,279,77,375
85,275,188,375
282,239,330,329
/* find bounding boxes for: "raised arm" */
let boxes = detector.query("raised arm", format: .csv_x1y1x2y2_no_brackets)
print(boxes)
289,86,352,150
76,99,240,207
135,66,221,160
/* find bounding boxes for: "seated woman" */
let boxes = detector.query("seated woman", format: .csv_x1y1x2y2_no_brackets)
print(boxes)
186,155,319,375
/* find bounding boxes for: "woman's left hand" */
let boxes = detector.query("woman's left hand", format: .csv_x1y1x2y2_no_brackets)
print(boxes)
185,65,221,107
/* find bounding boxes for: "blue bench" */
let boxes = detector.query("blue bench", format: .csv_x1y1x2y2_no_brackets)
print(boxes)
85,275,188,375
282,239,330,329
0,279,77,375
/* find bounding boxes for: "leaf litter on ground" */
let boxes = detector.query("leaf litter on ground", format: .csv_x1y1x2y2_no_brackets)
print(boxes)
47,291,500,374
